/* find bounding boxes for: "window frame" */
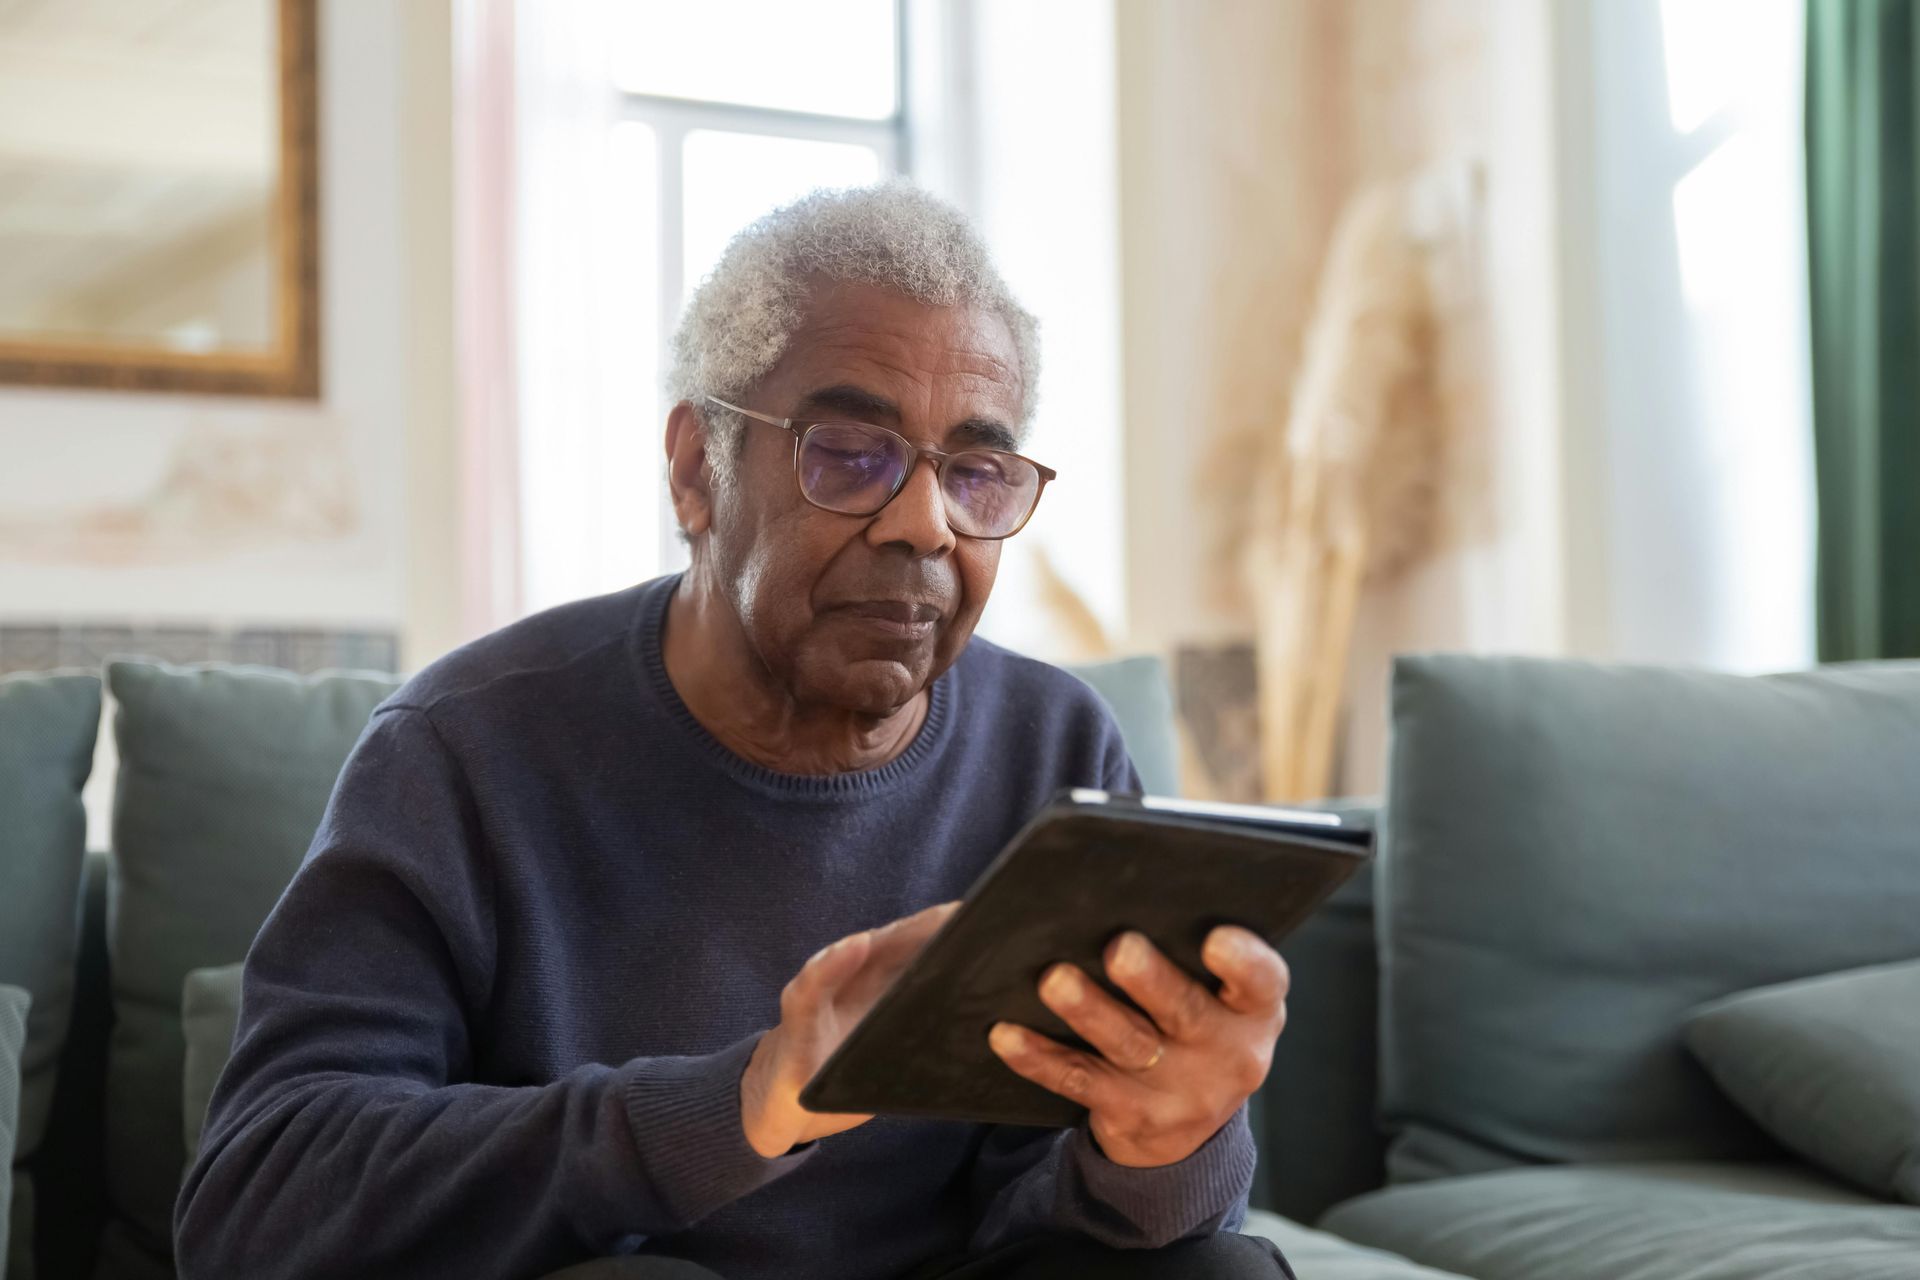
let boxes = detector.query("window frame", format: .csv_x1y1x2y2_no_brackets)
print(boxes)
615,95,906,372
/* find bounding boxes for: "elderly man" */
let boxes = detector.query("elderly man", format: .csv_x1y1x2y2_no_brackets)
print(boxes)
175,184,1295,1280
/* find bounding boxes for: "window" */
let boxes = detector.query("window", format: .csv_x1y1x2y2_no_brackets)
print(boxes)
510,2,1126,658
1563,0,1814,670
515,2,903,616
1659,0,1813,672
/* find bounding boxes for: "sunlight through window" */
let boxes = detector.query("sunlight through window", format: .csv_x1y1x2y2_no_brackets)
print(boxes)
516,3,902,609
681,131,884,297
608,0,898,120
1660,0,1813,672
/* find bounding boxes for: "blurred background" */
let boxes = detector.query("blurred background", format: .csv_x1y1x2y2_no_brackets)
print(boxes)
0,0,1910,817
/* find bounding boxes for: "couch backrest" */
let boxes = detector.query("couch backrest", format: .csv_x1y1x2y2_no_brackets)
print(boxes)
1065,656,1180,795
29,652,1222,1277
1377,655,1920,1182
32,851,111,1280
93,661,402,1277
0,670,101,1280
1250,802,1389,1225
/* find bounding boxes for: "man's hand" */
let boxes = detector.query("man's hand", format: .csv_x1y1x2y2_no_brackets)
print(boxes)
740,901,959,1158
987,926,1288,1168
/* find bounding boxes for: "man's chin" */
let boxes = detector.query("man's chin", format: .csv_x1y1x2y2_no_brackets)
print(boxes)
789,647,935,718
828,656,932,717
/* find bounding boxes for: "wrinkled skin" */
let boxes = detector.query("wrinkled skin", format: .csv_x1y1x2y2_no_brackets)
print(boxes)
663,277,1020,775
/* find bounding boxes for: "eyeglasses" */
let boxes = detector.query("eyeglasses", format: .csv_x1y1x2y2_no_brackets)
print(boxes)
704,395,1056,540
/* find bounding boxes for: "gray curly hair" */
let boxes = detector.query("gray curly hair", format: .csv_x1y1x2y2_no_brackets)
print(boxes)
668,180,1040,481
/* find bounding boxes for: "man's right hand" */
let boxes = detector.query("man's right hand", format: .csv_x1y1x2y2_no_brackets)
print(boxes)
740,901,959,1158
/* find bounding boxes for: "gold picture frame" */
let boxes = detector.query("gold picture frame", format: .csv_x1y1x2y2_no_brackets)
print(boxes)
0,0,321,399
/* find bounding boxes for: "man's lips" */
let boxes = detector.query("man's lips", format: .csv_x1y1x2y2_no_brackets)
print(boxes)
832,599,943,639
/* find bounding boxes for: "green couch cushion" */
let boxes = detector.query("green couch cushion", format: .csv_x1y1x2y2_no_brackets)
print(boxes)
1378,656,1920,1178
0,985,30,1276
103,661,398,1269
1065,655,1180,795
180,964,244,1162
1687,959,1920,1204
0,670,100,1280
1240,1209,1469,1278
1321,1160,1920,1280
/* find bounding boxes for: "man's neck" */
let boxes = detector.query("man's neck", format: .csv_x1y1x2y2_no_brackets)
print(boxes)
661,572,929,776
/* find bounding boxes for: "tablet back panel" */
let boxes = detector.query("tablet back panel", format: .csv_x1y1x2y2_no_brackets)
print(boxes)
800,798,1370,1128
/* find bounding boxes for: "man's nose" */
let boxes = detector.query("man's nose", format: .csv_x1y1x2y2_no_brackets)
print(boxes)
865,455,957,557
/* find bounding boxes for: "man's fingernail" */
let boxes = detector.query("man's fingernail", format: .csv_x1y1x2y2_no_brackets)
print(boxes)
989,1023,1024,1055
1042,966,1080,1004
1206,929,1243,962
1115,932,1151,976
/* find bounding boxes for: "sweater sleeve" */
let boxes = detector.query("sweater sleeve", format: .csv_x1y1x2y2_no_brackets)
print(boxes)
173,707,809,1280
967,1109,1256,1251
1104,729,1144,795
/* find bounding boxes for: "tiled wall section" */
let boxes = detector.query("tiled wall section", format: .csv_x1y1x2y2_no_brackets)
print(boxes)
0,623,400,677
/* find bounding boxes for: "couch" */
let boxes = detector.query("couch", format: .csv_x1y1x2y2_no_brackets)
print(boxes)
2,652,1918,1279
1242,656,1920,1279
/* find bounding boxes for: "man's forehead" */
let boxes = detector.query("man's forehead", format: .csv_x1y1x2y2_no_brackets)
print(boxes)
766,284,1025,436
794,289,1018,373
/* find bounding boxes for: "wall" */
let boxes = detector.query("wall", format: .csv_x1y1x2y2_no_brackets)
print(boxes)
0,0,458,663
1116,0,1567,792
0,0,458,845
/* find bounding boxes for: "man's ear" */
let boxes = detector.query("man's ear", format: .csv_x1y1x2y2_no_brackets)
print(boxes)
665,401,715,537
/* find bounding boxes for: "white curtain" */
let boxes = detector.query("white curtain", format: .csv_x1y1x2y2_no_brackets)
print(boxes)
514,0,665,617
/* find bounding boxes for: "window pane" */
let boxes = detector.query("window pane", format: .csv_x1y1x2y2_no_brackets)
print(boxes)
681,130,883,296
609,0,898,120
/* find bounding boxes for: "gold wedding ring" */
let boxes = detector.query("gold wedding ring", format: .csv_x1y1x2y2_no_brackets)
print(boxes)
1141,1042,1165,1071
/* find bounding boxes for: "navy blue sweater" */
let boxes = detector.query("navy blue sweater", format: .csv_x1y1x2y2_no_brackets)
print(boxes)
175,575,1255,1279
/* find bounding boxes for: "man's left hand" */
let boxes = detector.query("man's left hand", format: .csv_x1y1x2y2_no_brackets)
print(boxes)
987,925,1287,1168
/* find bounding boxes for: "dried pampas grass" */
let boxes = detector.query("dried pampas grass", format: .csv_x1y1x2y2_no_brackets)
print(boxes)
1245,165,1479,801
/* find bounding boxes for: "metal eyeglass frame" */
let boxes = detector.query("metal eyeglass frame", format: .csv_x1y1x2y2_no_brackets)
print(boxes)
704,395,1057,539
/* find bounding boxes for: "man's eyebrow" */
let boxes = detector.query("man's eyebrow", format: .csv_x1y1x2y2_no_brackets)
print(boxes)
796,384,901,423
948,418,1019,452
798,384,1020,452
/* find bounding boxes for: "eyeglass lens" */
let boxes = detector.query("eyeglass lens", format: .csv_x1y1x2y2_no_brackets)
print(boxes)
796,422,1040,538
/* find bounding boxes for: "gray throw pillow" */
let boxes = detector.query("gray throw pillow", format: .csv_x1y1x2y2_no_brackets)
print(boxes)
1378,656,1920,1181
0,985,31,1275
103,660,398,1269
1687,958,1920,1204
181,964,246,1162
0,670,100,1279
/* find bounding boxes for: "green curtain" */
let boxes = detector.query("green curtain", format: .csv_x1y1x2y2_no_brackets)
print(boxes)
1806,0,1920,661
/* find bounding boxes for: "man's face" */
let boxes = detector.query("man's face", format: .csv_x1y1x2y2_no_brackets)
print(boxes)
704,279,1026,717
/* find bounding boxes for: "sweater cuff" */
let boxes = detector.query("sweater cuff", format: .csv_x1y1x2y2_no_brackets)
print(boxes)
1068,1108,1257,1246
620,1033,812,1229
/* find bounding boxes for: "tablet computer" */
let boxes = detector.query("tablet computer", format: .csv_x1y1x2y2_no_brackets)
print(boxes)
798,789,1373,1128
